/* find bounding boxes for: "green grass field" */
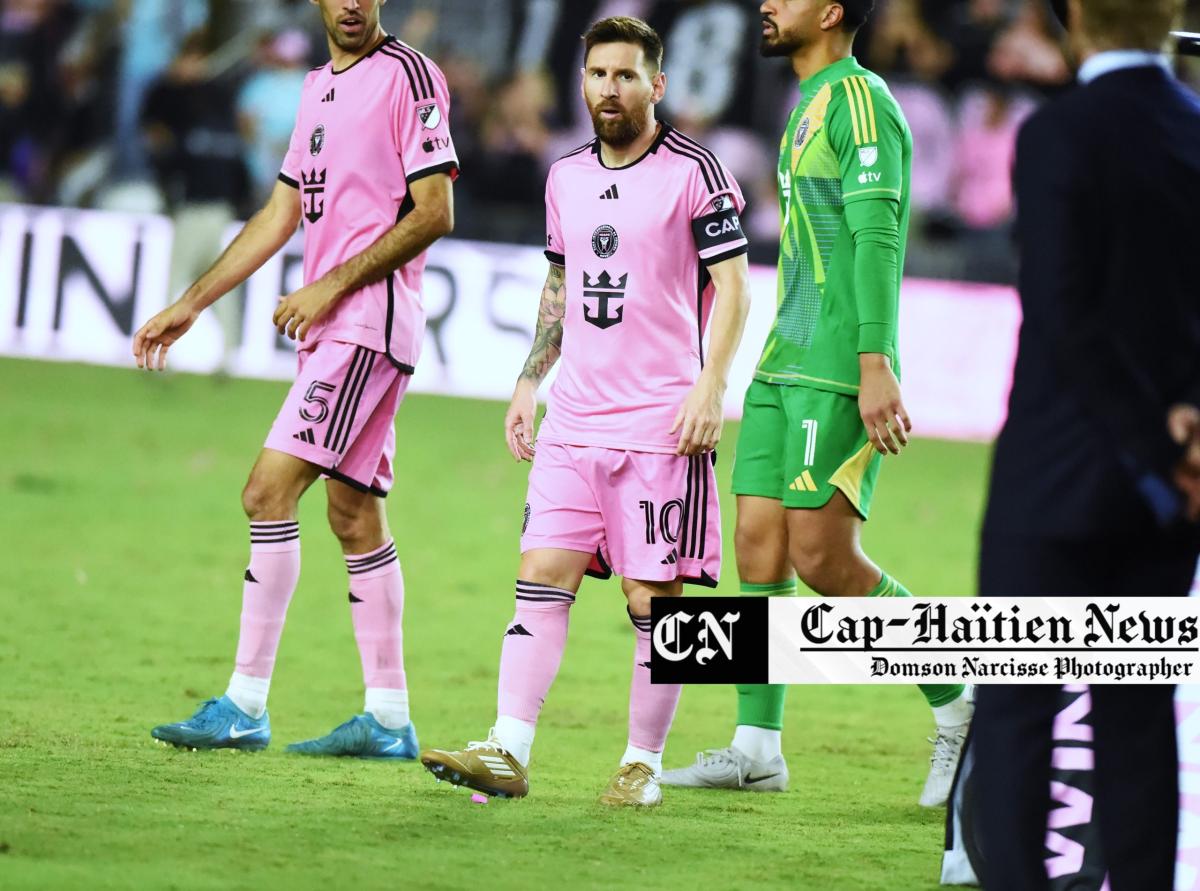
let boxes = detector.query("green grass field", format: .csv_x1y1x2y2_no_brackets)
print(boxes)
0,357,990,890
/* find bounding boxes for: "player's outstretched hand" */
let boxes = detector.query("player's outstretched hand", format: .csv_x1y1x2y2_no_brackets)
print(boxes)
274,280,338,342
673,374,725,456
859,355,911,455
132,302,199,370
506,379,538,462
1168,404,1200,521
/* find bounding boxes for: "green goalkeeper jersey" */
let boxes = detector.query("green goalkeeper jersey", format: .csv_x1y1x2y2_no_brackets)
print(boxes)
756,57,912,394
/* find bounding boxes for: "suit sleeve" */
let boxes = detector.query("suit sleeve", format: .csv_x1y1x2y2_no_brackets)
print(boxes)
827,79,904,360
392,57,459,184
687,157,749,266
1014,112,1182,493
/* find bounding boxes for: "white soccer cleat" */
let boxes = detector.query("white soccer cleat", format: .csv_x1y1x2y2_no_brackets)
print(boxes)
919,720,971,807
660,747,789,792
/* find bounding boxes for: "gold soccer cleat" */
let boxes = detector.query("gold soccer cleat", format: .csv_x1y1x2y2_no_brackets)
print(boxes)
598,762,662,807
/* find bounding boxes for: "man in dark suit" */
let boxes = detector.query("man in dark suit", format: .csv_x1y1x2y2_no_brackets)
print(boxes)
974,0,1200,887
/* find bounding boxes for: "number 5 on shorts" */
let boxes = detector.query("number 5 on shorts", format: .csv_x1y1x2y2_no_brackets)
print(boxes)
299,381,337,423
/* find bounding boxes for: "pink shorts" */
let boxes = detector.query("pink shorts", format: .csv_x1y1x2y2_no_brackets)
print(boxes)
264,340,410,497
521,442,721,587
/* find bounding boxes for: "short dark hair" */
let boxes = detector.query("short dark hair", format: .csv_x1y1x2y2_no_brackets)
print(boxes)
583,16,664,73
839,0,876,30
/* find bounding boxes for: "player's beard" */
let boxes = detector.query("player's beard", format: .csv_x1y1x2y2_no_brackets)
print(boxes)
588,100,649,149
759,18,803,57
326,11,377,52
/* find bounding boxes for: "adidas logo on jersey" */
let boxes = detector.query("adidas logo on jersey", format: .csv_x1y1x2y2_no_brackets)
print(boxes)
321,88,335,103
661,551,678,566
293,429,316,445
599,184,619,199
789,470,819,492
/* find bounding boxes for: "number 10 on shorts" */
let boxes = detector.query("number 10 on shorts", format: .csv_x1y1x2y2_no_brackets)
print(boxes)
639,499,686,546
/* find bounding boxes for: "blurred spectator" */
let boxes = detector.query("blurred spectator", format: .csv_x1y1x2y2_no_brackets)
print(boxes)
114,0,209,177
988,0,1070,86
143,29,249,369
237,29,309,206
649,0,760,131
867,0,955,82
460,69,554,242
6,0,1199,288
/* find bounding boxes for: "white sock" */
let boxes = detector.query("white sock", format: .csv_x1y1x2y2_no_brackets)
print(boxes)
932,692,974,728
365,687,410,730
732,725,782,762
494,714,536,767
226,672,270,720
621,744,663,777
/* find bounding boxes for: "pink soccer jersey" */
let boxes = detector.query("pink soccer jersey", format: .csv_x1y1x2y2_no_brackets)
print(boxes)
538,123,748,454
280,36,458,372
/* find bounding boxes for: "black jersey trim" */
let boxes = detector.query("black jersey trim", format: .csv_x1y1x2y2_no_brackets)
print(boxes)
557,139,597,162
592,121,673,170
330,33,392,76
583,547,614,581
668,130,729,191
696,263,713,368
324,465,389,498
378,41,434,100
406,160,459,185
544,249,566,265
700,243,749,267
278,172,299,189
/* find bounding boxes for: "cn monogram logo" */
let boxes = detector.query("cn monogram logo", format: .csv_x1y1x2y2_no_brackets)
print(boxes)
302,169,327,223
653,610,740,665
582,270,628,330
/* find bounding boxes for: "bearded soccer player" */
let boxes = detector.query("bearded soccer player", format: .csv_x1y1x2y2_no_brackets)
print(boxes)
419,16,752,807
663,0,973,807
132,0,457,756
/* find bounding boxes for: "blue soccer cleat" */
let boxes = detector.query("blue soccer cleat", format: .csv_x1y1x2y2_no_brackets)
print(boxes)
151,695,271,751
286,714,418,759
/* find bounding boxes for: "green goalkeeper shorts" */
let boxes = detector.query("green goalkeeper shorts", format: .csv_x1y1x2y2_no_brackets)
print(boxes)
731,379,882,517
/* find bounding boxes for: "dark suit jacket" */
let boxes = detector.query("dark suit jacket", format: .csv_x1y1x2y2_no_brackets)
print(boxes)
984,65,1200,539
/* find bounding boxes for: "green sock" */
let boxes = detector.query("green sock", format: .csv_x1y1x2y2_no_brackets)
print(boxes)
734,579,797,730
868,573,964,708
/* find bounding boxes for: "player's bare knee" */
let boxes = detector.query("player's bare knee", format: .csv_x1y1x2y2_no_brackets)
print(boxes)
241,475,289,521
790,545,842,596
517,551,581,592
623,578,681,617
327,500,382,551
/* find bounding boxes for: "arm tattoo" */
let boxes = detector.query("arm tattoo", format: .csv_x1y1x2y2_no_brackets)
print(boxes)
520,264,566,383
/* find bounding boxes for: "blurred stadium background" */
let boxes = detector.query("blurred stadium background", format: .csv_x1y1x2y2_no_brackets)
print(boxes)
3,1,1200,889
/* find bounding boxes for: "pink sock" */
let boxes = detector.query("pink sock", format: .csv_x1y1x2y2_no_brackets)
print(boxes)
496,580,575,723
234,521,301,678
346,540,407,690
628,609,680,753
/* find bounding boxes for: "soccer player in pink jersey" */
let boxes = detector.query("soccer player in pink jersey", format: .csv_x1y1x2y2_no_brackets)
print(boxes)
419,17,753,807
131,0,457,757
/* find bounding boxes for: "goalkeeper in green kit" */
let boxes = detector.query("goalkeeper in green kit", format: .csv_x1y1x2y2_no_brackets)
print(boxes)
662,0,973,807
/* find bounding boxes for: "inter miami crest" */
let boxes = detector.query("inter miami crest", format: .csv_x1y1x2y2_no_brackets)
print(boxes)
310,124,325,157
417,103,442,130
582,270,628,330
591,224,619,259
301,169,326,223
